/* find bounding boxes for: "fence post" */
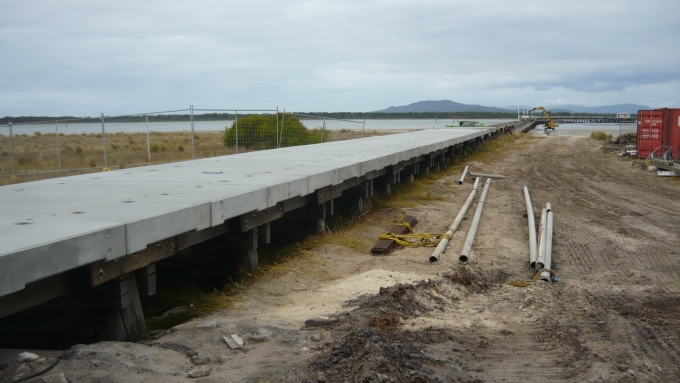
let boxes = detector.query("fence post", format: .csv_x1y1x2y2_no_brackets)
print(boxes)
321,119,326,143
235,110,239,154
55,121,61,169
101,113,107,167
276,106,279,149
279,109,285,148
9,121,15,175
145,114,151,164
190,105,195,159
362,119,366,138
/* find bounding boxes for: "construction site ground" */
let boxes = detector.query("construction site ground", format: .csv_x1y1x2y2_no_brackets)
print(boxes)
2,134,680,383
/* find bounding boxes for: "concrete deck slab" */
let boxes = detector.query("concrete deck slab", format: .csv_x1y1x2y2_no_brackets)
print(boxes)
0,128,494,297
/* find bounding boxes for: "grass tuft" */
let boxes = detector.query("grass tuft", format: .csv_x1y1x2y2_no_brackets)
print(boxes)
590,131,610,140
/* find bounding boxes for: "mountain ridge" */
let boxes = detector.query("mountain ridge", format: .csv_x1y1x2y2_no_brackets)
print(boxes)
377,100,650,114
376,100,510,113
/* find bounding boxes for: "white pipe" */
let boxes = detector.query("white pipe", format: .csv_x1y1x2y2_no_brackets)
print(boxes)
540,210,554,281
546,203,552,212
459,178,492,263
523,187,537,268
458,165,470,184
430,177,481,263
535,207,547,270
468,172,505,179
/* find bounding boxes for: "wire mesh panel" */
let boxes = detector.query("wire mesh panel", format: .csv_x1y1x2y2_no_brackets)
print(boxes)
293,114,401,143
0,124,12,175
50,117,108,171
103,110,193,165
100,114,150,167
195,109,279,155
8,117,110,173
146,111,193,163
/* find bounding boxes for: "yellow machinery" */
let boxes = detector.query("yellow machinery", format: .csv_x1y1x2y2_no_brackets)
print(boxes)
529,106,558,130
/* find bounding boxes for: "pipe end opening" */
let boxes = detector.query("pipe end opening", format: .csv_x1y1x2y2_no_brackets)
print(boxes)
535,262,544,270
429,256,439,263
530,261,536,269
457,181,463,185
459,255,468,263
540,276,551,282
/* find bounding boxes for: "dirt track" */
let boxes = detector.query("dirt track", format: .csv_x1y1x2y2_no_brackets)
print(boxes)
2,135,679,383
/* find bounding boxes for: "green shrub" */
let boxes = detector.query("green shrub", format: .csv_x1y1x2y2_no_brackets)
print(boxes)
223,113,323,149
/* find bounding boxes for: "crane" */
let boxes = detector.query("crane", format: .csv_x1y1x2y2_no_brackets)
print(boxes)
529,106,558,130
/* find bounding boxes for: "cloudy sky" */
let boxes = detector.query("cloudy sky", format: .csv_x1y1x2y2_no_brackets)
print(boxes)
1,0,678,116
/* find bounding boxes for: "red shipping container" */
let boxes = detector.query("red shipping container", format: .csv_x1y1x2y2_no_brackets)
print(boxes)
637,110,665,159
662,108,680,160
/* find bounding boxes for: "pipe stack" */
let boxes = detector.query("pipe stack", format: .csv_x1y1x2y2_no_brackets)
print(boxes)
524,187,554,282
459,178,492,263
429,177,481,263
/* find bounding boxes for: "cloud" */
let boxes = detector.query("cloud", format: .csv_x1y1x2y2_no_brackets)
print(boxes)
1,0,678,115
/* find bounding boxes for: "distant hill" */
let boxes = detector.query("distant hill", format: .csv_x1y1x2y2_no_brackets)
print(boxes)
377,100,512,113
503,103,651,114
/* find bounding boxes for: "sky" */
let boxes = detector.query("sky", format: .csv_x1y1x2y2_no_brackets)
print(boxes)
1,0,679,116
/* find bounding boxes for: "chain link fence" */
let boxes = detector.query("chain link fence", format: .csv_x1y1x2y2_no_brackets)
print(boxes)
1,108,404,184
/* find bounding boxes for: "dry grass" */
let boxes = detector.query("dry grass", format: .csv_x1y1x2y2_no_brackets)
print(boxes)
590,131,611,140
0,130,395,185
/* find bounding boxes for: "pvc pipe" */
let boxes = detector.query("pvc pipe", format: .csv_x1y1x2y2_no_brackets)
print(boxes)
430,177,481,263
468,172,505,179
523,187,537,268
535,207,547,270
540,210,554,281
458,165,470,184
459,178,492,263
546,203,552,212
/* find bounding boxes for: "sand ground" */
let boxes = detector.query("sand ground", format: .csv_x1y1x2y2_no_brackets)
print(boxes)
2,135,679,383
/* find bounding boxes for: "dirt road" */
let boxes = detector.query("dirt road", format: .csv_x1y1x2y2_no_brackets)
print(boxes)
2,135,679,383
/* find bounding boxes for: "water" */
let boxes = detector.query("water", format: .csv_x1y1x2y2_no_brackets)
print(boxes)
3,118,516,136
3,118,636,137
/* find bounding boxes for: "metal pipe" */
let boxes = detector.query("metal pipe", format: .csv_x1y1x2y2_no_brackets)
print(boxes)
430,177,481,263
9,121,15,175
55,121,61,170
321,119,326,143
235,109,238,154
459,178,492,263
468,172,505,179
145,114,151,164
535,207,548,270
190,105,196,159
523,187,537,268
279,109,286,148
275,107,279,148
101,113,107,167
540,210,554,281
362,119,366,138
458,165,470,184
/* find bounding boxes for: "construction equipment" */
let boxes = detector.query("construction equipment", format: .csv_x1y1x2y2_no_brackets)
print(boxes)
529,106,558,130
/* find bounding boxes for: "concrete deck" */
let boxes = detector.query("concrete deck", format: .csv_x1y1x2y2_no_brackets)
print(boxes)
0,128,494,299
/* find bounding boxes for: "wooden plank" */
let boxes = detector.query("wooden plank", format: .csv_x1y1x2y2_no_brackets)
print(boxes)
371,216,418,255
178,224,228,250
315,185,342,204
89,237,177,287
240,203,284,232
